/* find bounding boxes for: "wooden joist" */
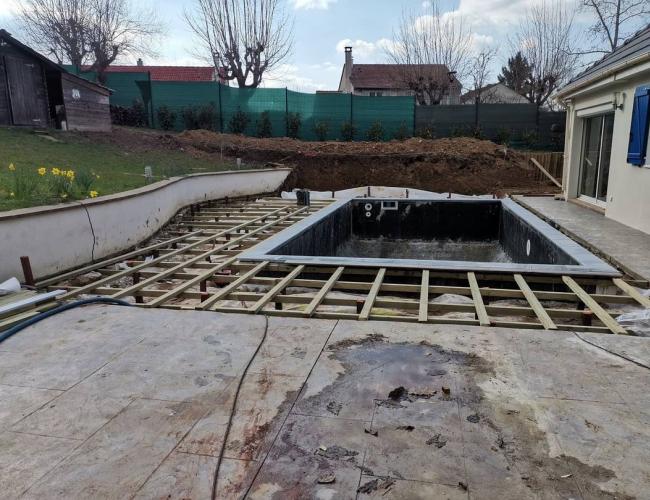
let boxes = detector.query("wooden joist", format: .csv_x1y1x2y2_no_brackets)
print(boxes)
514,274,557,330
468,272,490,326
562,276,627,334
359,268,386,321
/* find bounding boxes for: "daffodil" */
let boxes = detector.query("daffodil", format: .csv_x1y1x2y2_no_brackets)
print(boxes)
9,192,15,197
95,174,100,179
89,190,99,198
66,170,75,180
38,167,46,176
8,163,15,171
52,167,61,176
61,193,68,199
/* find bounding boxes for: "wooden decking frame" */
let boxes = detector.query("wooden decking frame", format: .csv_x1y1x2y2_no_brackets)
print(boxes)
5,196,648,336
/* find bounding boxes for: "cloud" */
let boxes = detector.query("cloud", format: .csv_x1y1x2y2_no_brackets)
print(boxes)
262,63,331,92
291,0,337,10
335,38,394,61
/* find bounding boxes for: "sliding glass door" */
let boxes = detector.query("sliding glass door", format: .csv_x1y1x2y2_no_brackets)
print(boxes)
579,113,614,206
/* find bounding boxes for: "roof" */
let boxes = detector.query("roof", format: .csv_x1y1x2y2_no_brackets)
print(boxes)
80,65,218,82
557,24,650,97
0,29,111,93
460,83,528,104
349,64,460,90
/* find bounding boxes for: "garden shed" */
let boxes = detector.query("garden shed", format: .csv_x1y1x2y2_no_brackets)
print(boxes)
0,29,111,132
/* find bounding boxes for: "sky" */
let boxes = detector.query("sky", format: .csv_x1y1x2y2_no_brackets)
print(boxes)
1,0,646,93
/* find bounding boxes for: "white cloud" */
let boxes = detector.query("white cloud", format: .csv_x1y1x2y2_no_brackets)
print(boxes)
422,1,432,8
262,63,331,92
335,38,394,61
291,0,337,10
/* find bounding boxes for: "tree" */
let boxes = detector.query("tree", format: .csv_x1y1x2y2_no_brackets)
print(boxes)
386,0,472,105
185,0,293,88
497,52,533,95
468,48,497,106
510,1,579,109
19,0,161,83
581,0,650,53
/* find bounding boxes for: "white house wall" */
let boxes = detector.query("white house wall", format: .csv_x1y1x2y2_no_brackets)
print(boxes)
563,73,650,234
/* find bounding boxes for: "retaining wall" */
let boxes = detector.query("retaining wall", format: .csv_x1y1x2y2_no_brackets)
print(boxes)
0,168,291,282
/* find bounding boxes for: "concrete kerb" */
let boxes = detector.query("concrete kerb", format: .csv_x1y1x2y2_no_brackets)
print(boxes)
0,168,292,282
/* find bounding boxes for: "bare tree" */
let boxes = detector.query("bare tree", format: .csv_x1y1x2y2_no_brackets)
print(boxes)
185,0,293,88
19,0,93,67
85,0,162,82
511,0,580,109
581,0,650,53
386,1,472,105
468,48,497,104
19,0,162,82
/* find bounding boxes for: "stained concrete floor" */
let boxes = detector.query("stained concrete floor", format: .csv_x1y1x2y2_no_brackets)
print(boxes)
514,196,650,282
1,305,649,499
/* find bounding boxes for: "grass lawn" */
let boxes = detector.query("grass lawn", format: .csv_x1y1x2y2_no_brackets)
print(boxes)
0,126,236,211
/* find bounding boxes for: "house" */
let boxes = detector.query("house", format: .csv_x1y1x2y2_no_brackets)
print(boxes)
0,29,111,132
73,59,227,83
460,83,529,104
338,47,462,104
554,24,650,234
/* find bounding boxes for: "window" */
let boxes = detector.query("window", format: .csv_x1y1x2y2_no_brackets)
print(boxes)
579,113,614,204
369,91,383,97
627,85,650,166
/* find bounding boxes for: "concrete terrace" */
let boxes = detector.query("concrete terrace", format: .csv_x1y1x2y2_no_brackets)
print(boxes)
1,305,649,499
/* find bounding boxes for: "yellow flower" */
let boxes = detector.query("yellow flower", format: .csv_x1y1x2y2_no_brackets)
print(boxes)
61,193,67,199
95,174,100,179
66,170,75,178
52,167,61,176
8,163,15,171
9,192,15,197
89,190,99,198
38,167,46,176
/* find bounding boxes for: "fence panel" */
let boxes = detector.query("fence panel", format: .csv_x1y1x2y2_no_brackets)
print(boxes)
149,81,219,130
353,95,415,140
221,86,287,137
104,72,150,108
288,91,351,141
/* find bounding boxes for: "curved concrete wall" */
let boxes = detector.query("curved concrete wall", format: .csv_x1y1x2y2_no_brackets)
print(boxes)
1,168,291,282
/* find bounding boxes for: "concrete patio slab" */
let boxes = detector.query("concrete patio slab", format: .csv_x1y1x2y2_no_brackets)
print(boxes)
514,196,650,282
0,305,648,499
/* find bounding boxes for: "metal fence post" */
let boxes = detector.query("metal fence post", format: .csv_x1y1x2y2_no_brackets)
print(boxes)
285,87,289,137
218,82,224,133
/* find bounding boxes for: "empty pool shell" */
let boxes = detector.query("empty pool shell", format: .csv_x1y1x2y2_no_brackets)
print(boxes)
240,198,619,277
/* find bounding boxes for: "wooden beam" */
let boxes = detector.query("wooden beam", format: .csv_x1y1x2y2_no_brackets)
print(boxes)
359,268,386,321
201,261,269,310
468,272,490,326
612,278,650,309
249,265,304,314
514,274,557,330
530,157,562,189
304,266,344,317
562,276,627,334
419,270,429,322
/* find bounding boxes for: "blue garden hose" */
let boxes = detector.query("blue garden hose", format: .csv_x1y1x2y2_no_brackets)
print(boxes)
0,297,132,345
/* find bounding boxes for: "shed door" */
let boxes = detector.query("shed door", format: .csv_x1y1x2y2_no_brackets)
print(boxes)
5,55,48,126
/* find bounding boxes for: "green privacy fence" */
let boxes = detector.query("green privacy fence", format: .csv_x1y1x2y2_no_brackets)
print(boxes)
139,81,416,141
64,67,150,108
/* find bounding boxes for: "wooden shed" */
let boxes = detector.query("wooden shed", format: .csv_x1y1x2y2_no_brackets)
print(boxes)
0,29,111,132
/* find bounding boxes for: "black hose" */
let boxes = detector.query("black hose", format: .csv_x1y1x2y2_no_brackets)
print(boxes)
0,297,132,345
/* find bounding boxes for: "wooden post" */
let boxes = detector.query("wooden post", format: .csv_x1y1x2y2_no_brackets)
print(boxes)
20,256,35,287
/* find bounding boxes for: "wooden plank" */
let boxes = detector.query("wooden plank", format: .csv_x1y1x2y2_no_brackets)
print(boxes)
514,274,557,330
249,265,305,314
612,278,650,309
530,157,562,189
359,268,386,321
304,266,344,317
418,270,430,322
144,257,238,307
201,261,269,310
468,272,490,326
562,276,627,334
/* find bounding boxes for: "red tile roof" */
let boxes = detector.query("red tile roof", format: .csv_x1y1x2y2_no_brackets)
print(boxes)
81,65,218,82
350,64,459,90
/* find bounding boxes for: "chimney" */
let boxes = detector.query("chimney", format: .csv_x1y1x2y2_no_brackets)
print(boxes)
344,46,353,89
137,58,143,66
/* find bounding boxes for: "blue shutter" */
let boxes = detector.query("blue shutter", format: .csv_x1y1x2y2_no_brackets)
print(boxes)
627,85,650,166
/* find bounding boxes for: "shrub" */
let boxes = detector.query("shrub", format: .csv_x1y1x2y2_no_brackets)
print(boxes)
415,126,434,139
313,121,329,141
256,111,273,138
183,104,218,131
522,129,539,148
156,106,176,131
287,112,301,139
110,100,148,127
341,121,356,141
393,122,410,141
366,121,384,142
228,108,251,134
47,168,77,201
495,127,512,146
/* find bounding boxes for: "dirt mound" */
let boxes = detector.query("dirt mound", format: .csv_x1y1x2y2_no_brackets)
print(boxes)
176,131,556,196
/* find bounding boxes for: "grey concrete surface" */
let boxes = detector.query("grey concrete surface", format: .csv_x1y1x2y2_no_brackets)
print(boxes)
514,196,650,282
0,305,649,499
